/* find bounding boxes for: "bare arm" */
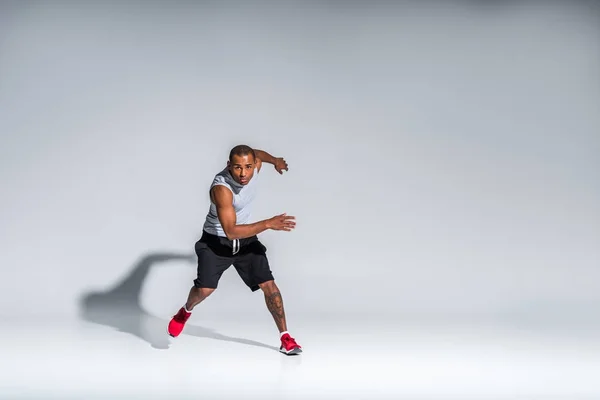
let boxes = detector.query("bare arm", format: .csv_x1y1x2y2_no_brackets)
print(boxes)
212,185,269,239
254,149,277,164
211,185,295,240
254,149,289,174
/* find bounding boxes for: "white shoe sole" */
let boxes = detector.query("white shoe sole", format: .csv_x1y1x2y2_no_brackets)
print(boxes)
280,346,302,355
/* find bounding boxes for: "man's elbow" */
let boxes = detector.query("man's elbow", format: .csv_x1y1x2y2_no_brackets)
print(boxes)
223,226,238,240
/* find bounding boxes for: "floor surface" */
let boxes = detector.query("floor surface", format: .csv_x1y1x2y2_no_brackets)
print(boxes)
2,309,600,400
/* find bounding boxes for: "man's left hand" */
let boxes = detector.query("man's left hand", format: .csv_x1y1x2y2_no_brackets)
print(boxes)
274,157,289,174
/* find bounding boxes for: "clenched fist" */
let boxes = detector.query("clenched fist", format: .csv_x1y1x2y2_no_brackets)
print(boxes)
274,158,289,174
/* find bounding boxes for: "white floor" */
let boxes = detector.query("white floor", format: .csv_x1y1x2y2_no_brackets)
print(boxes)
2,310,600,400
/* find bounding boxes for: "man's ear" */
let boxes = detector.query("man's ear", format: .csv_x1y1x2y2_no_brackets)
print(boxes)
255,157,262,172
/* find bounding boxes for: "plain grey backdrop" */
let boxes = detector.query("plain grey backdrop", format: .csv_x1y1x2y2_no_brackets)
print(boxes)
1,0,598,326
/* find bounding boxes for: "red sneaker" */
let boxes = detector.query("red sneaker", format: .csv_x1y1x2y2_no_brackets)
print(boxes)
167,307,191,337
280,333,302,355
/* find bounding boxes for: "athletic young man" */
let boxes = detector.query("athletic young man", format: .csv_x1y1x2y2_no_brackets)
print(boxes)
167,145,302,355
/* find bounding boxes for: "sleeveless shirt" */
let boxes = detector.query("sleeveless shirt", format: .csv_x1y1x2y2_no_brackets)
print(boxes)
202,166,260,237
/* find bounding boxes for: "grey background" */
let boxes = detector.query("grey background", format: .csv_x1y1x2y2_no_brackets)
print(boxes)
1,1,598,325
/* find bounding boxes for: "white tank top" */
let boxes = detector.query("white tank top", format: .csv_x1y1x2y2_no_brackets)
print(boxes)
202,166,260,237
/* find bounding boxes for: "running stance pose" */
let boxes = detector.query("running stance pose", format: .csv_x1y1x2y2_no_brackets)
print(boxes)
167,144,302,355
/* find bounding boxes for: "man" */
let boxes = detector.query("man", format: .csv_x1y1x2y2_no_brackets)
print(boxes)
167,144,302,355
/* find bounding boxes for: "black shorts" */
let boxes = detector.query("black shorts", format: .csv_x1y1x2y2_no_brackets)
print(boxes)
193,230,274,292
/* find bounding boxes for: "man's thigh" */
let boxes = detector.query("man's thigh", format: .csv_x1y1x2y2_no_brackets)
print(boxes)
233,240,274,292
194,241,232,289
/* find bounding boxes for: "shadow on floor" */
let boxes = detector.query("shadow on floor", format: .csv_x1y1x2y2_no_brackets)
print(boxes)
77,252,279,352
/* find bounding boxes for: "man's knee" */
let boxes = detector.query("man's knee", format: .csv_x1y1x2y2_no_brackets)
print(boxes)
258,280,278,293
193,286,216,297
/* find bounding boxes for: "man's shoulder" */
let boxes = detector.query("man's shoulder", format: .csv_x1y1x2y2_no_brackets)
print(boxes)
210,167,231,185
209,181,234,205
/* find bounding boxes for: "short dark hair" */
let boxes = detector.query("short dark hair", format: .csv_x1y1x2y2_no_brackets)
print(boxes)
229,144,255,162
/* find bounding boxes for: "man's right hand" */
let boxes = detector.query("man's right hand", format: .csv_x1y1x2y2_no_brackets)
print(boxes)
267,213,296,231
213,185,297,238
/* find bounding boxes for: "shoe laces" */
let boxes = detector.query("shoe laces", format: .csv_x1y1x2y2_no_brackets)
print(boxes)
282,334,297,346
174,308,190,322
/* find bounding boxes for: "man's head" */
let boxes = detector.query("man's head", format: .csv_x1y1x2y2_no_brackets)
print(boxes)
227,144,256,185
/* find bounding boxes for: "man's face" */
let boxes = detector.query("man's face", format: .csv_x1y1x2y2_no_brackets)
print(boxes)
228,154,255,185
